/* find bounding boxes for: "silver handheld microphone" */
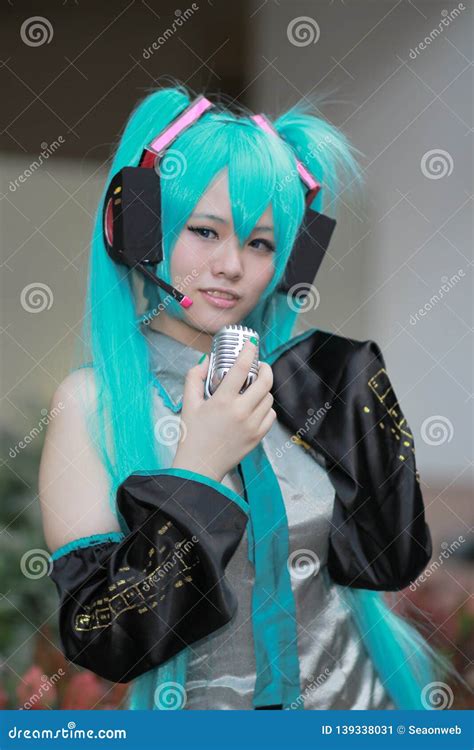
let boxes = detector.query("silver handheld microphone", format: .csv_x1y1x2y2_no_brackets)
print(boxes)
204,324,260,399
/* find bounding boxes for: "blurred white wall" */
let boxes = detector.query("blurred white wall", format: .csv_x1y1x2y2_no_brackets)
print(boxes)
248,0,473,487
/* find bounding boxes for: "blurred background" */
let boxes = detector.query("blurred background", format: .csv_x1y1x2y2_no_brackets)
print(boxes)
0,0,472,710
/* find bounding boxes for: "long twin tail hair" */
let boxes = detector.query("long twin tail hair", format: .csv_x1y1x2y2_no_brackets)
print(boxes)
76,85,458,710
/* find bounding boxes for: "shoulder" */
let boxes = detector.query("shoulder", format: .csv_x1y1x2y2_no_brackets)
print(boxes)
39,366,119,552
49,365,98,415
39,366,99,487
271,327,385,385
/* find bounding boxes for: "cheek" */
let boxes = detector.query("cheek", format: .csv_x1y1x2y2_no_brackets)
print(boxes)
170,240,202,279
248,255,275,296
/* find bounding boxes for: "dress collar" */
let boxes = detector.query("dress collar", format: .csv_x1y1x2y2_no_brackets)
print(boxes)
142,324,206,412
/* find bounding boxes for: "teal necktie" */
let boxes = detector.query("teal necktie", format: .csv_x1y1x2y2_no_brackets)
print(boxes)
239,442,302,709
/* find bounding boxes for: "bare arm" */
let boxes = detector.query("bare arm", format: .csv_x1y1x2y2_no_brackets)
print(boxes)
38,368,121,554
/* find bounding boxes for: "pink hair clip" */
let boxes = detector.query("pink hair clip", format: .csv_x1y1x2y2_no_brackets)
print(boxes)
250,113,321,205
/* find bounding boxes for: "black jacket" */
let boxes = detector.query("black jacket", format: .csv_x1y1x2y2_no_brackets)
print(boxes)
268,327,432,592
49,328,432,683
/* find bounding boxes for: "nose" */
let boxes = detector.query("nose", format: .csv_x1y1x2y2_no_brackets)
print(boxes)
208,237,244,280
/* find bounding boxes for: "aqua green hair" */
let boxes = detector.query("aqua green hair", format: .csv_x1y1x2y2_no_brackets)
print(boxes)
75,84,458,711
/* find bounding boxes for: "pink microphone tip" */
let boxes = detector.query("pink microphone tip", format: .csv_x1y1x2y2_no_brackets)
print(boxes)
181,295,193,308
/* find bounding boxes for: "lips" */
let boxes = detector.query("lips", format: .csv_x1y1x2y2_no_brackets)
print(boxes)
200,290,240,309
200,288,240,300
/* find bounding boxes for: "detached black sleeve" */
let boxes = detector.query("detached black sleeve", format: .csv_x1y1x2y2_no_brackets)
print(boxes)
322,340,433,591
49,468,249,683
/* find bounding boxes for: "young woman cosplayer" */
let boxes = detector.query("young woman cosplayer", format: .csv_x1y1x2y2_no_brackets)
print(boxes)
39,85,456,711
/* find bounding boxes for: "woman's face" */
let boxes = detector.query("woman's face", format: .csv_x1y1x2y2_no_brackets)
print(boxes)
169,169,276,334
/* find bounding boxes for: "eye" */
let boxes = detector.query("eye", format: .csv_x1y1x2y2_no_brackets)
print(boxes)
187,225,218,240
249,238,275,253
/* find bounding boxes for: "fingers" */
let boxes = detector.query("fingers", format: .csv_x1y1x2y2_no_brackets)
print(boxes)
182,354,209,406
239,360,273,410
251,391,275,425
258,406,277,437
216,339,259,397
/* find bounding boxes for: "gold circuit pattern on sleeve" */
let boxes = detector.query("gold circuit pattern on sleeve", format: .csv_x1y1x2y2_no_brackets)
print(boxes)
365,367,418,475
73,524,200,633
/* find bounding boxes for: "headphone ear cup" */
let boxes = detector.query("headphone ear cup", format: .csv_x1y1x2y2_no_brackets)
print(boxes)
278,209,336,296
102,167,163,268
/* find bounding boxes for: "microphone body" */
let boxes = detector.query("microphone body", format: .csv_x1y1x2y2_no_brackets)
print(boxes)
204,325,260,399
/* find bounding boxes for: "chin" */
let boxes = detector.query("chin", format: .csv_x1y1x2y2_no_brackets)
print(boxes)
188,299,245,330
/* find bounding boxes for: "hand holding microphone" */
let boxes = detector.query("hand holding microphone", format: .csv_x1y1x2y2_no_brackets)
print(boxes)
172,329,276,483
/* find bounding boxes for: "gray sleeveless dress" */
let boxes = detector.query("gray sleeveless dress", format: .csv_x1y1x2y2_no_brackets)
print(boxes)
143,324,395,710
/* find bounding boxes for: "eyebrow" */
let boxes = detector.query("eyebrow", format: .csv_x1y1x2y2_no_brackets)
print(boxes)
190,213,274,232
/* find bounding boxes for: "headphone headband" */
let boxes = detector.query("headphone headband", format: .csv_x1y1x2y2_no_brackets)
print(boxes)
103,94,336,308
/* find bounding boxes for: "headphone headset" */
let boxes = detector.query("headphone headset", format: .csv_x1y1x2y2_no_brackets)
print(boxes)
102,95,337,309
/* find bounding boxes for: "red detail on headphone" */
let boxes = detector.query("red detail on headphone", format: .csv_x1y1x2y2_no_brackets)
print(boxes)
104,197,114,247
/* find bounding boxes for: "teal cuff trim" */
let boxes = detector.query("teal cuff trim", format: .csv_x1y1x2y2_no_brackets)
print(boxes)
132,468,249,517
50,531,125,561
